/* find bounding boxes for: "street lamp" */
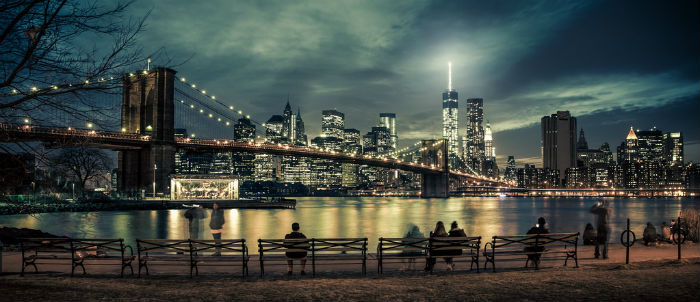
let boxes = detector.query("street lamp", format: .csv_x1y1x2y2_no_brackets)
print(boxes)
153,163,157,198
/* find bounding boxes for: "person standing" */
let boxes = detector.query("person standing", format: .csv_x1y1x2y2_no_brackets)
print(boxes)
590,201,611,259
184,205,207,239
209,202,225,256
284,222,308,276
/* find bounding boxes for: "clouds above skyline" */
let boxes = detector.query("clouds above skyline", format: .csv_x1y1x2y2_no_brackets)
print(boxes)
137,0,699,166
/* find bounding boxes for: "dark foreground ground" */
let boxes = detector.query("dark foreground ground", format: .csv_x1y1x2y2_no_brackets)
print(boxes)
1,258,698,302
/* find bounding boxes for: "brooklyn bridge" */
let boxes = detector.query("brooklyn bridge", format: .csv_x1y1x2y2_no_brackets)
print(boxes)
1,67,508,198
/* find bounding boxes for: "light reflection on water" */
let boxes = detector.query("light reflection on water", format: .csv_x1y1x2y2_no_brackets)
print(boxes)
1,197,697,250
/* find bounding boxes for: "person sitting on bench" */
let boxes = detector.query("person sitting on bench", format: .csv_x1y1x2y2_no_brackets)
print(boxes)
284,222,308,276
525,217,549,267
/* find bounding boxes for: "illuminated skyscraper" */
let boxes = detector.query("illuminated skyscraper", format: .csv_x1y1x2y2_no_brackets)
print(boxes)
484,122,495,159
321,109,345,139
664,132,683,165
379,113,397,150
233,118,256,181
264,115,285,143
442,62,459,157
504,156,517,181
464,97,484,173
282,100,295,143
233,118,255,142
482,122,499,178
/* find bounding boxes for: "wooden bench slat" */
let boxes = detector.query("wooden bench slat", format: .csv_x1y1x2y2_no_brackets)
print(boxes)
257,238,367,277
377,237,481,274
484,232,579,272
136,238,248,278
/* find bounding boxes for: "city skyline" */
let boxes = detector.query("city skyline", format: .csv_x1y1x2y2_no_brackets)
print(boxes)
135,0,699,167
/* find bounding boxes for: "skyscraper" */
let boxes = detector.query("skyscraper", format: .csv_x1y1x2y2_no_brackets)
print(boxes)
617,126,640,188
541,111,577,182
379,113,398,150
664,132,683,165
295,108,307,145
482,122,499,178
576,129,588,150
342,128,362,188
322,109,344,139
504,156,517,181
465,98,484,173
233,118,256,181
484,122,495,159
442,62,459,157
281,100,295,143
233,118,255,142
636,127,664,163
264,115,285,143
343,128,362,154
362,126,392,155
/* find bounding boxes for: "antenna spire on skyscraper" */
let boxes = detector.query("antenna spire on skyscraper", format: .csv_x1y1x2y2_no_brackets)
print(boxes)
448,61,452,91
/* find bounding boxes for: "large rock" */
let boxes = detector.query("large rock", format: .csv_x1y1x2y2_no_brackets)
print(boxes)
0,226,63,245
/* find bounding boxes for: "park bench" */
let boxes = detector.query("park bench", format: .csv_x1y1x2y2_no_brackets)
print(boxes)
70,238,134,277
20,237,73,276
427,236,481,273
190,239,249,277
311,238,367,276
258,238,367,277
136,239,249,277
483,232,579,272
136,239,192,277
20,238,134,277
258,238,311,276
377,237,429,274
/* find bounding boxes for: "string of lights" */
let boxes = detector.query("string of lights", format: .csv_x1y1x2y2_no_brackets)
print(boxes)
175,75,273,133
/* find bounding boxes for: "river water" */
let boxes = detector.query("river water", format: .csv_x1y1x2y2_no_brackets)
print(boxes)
1,197,696,250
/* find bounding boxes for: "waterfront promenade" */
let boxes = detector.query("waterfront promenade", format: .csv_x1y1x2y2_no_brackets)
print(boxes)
1,243,698,301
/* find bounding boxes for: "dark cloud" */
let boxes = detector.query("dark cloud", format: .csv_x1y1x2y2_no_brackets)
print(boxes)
135,0,698,164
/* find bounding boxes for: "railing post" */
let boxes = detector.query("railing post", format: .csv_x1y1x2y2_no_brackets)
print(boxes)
677,216,681,260
625,219,630,264
620,218,635,264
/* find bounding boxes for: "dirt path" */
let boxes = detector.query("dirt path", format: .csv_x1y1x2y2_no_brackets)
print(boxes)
1,258,698,302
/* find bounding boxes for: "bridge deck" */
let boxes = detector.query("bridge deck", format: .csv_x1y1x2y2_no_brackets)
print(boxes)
0,123,503,185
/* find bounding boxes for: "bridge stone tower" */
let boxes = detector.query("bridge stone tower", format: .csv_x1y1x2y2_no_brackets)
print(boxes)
118,67,176,196
420,139,449,198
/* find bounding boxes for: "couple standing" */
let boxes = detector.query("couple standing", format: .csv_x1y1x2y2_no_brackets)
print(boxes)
185,202,225,255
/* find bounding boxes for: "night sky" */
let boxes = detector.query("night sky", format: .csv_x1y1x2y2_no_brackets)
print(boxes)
138,0,699,167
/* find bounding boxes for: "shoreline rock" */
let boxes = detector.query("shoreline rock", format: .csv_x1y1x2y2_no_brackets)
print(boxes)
0,226,63,245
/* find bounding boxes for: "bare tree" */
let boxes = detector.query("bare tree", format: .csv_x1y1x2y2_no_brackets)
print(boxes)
48,146,111,195
0,0,148,126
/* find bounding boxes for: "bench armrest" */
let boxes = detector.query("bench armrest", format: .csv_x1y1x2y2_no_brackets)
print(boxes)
483,242,493,255
124,245,134,258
